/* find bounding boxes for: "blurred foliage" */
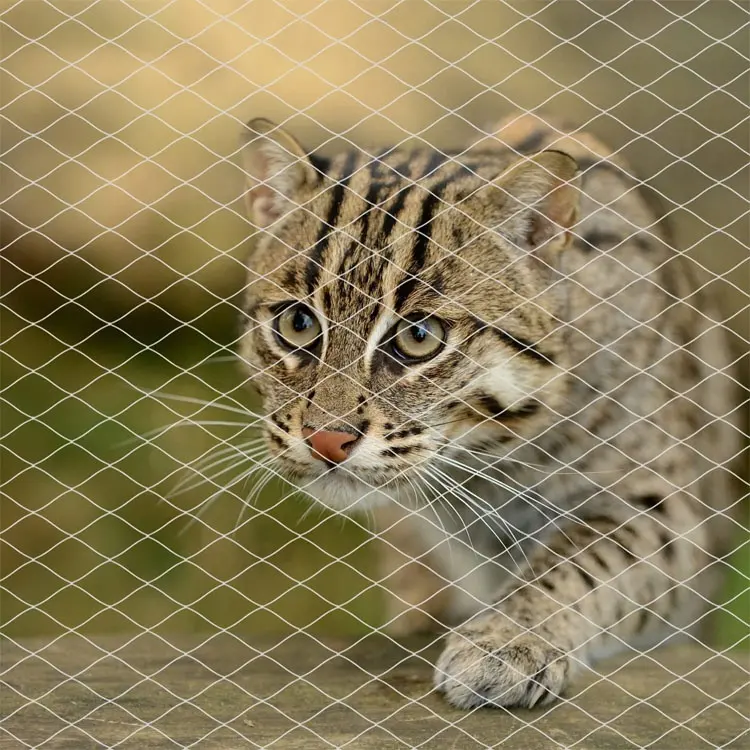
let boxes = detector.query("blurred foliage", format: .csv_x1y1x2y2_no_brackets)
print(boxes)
1,0,748,646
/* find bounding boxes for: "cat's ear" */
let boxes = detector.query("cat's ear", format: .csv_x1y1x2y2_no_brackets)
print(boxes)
491,150,580,252
241,119,317,228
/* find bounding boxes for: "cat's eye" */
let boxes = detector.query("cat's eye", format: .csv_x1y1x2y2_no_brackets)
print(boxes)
274,304,322,351
392,315,446,361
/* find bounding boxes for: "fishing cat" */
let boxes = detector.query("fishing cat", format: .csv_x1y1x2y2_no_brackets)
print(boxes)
237,112,740,709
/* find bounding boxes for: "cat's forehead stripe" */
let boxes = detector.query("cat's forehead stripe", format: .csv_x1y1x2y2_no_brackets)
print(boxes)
305,150,360,294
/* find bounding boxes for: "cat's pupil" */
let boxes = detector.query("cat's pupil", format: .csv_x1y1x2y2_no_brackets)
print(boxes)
412,324,428,342
293,309,314,333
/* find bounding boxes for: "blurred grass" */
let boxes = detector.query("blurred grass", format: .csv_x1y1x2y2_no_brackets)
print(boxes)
0,307,381,639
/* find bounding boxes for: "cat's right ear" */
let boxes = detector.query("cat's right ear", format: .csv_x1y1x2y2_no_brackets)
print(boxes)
240,119,316,228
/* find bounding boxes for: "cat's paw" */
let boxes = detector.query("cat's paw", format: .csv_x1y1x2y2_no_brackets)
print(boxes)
434,618,571,709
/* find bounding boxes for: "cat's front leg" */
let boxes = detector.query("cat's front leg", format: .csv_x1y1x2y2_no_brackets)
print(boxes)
372,502,499,635
372,503,454,635
435,495,710,708
435,609,574,708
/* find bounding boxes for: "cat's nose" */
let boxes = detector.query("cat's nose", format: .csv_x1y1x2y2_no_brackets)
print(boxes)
302,427,358,464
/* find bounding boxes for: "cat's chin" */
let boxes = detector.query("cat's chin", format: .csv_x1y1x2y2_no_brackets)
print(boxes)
296,471,399,514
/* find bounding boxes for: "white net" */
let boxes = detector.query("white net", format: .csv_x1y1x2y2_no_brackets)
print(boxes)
1,1,748,748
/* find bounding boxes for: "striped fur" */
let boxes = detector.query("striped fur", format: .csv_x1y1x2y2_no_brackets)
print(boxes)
238,113,741,709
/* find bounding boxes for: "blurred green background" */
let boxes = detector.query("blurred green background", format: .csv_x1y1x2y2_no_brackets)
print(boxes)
1,1,748,646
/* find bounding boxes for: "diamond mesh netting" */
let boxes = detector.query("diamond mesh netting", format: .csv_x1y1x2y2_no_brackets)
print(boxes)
1,1,748,748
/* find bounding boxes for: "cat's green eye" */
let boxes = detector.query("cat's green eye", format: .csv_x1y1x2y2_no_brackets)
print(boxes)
274,304,322,351
392,316,446,361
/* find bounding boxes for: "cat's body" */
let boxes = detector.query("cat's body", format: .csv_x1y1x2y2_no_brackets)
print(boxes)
238,113,741,709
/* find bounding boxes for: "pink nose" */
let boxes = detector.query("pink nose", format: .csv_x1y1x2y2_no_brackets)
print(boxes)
302,427,358,464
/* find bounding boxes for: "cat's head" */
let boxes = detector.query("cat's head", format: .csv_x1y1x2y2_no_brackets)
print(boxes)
237,119,580,512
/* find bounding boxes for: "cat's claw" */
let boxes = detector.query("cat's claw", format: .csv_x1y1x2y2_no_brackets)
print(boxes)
434,621,571,709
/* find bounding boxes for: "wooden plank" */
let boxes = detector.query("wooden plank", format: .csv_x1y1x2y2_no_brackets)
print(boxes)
1,634,748,749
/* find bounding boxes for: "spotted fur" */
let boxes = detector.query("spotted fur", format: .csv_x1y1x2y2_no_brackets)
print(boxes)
238,113,741,709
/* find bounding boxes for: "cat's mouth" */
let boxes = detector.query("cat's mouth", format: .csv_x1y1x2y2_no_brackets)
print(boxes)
276,453,411,487
281,461,406,511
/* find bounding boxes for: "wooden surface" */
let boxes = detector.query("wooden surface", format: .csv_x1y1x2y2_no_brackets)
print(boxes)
1,633,748,749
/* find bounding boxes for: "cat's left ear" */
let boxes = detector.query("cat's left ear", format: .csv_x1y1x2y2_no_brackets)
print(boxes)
241,118,317,228
491,150,580,252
